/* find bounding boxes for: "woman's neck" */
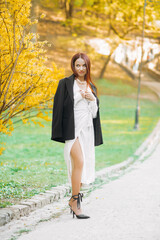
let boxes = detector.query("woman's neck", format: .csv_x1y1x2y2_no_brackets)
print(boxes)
77,76,85,81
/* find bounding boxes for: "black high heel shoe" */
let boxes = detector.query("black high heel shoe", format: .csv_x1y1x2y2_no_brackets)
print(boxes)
69,193,90,219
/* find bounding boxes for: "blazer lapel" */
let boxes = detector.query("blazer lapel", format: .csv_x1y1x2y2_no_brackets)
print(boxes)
66,74,75,102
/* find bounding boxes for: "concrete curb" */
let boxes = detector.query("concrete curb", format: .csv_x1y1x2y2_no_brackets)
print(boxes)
0,120,160,227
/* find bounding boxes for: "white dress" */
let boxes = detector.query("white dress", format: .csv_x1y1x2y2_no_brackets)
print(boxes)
64,80,98,185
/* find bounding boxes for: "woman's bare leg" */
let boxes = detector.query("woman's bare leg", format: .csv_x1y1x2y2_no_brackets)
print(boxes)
69,138,83,214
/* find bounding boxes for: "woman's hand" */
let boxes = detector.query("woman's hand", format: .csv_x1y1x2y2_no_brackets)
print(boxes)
80,90,95,101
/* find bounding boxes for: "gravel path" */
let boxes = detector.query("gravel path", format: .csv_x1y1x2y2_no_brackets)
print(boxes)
17,141,160,240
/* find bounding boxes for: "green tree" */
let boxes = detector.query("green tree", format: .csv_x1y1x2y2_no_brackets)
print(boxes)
88,0,160,78
35,0,160,77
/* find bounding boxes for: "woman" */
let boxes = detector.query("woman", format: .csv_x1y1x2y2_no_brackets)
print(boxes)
51,53,103,219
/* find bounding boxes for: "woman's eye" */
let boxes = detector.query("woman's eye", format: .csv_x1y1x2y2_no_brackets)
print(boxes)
76,64,86,68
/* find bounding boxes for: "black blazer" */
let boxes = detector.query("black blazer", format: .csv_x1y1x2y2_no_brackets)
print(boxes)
51,74,103,146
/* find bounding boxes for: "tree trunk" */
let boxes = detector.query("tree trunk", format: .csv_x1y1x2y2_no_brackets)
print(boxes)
99,54,112,79
65,0,73,19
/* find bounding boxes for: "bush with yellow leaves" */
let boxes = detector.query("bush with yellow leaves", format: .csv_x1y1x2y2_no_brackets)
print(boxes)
0,0,64,154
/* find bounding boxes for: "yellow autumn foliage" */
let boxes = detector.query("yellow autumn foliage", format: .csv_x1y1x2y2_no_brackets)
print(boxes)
0,0,64,154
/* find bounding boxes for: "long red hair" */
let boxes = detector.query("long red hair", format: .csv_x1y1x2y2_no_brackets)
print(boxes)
71,53,96,92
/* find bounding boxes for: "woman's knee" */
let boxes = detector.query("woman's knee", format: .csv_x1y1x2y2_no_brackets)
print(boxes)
74,158,83,170
71,151,84,170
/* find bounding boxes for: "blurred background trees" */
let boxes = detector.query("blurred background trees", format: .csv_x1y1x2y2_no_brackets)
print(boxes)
34,0,160,77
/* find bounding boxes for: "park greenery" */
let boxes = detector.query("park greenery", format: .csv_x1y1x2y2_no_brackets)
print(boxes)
0,0,160,207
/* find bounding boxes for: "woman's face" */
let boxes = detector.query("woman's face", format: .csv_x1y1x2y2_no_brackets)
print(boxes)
74,57,87,78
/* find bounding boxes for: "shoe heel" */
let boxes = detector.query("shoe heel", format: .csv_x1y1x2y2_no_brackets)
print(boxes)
69,193,90,219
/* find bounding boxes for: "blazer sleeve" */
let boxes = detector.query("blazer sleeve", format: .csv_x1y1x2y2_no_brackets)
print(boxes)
51,79,65,143
90,83,103,146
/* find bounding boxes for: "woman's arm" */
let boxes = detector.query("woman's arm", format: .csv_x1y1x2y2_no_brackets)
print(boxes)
51,79,65,141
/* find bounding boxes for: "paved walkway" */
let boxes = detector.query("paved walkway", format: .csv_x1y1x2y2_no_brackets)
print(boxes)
141,71,160,98
17,141,160,240
117,62,160,100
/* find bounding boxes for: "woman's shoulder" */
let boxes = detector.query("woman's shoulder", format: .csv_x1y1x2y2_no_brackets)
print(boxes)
58,77,67,85
59,74,74,85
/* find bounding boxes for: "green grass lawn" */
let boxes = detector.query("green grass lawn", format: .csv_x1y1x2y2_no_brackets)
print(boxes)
0,78,160,208
96,95,159,169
